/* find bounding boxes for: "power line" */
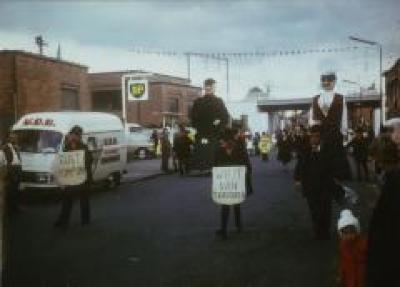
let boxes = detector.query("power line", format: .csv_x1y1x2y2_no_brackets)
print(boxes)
131,45,367,59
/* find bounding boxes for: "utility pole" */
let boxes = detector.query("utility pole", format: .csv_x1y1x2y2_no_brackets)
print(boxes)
185,52,191,80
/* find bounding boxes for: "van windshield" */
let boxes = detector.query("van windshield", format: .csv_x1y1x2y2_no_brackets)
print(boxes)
15,130,63,153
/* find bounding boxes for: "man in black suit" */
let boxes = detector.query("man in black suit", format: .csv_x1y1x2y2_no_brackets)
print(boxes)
295,125,338,240
190,78,230,170
2,131,22,214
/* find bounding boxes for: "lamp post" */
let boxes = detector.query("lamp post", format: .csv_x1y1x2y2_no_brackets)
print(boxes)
349,36,383,124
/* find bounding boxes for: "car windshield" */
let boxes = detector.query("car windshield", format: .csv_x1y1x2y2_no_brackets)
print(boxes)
15,130,63,153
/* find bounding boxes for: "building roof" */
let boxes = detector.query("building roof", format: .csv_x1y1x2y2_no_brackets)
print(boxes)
89,70,201,90
0,50,88,69
90,70,196,85
383,58,400,76
257,92,381,112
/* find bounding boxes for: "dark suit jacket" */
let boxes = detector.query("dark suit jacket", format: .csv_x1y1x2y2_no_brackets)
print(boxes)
2,143,21,167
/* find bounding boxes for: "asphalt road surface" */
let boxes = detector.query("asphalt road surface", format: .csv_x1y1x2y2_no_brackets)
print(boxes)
6,156,360,287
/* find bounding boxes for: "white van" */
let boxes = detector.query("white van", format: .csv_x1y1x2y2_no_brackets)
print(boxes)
12,112,127,190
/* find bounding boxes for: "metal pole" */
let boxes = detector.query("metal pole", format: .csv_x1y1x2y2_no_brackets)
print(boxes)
379,45,383,124
121,75,127,124
186,53,191,80
226,58,229,103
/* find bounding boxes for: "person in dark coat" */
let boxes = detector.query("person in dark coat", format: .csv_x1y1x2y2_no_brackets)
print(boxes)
309,72,350,181
347,128,370,181
365,119,400,287
295,125,339,240
190,78,229,140
253,132,260,156
160,128,171,173
2,131,22,214
214,128,252,240
277,131,292,168
190,78,229,170
150,129,159,156
173,124,193,175
54,126,93,228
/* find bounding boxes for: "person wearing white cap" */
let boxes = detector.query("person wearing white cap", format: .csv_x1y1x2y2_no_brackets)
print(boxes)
365,117,400,287
337,209,367,287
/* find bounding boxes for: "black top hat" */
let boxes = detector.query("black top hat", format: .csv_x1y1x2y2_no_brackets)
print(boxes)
204,78,216,86
320,72,337,82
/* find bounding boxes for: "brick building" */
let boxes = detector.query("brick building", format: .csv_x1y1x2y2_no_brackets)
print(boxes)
0,50,90,140
384,58,400,119
89,71,201,127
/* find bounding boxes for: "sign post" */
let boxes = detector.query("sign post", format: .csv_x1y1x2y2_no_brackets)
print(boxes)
121,73,152,125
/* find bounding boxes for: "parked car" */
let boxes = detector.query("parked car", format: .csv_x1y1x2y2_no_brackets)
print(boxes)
125,124,155,160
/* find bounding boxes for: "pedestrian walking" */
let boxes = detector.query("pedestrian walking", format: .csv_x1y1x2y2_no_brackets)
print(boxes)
2,131,22,214
214,128,252,240
337,209,367,287
259,132,271,161
54,126,93,228
160,128,171,173
365,118,400,287
294,125,339,240
150,129,159,156
253,132,260,156
173,124,193,175
346,128,370,181
277,130,292,169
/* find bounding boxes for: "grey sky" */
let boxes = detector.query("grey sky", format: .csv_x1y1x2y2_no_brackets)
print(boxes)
0,0,399,100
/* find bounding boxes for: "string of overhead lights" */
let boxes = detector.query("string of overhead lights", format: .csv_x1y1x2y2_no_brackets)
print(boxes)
131,45,368,59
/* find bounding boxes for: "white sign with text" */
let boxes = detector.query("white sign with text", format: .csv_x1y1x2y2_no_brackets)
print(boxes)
212,166,246,205
56,151,87,186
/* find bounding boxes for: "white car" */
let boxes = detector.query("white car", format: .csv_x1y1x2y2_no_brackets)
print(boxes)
125,124,155,160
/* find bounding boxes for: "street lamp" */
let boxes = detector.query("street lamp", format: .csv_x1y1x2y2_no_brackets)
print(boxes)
349,36,383,124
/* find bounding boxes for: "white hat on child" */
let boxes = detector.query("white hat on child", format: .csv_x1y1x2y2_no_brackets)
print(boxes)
338,209,360,232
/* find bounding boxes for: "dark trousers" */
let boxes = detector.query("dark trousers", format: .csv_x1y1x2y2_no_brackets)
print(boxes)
220,204,241,233
177,156,190,175
306,193,332,239
161,153,170,172
56,185,90,225
355,159,369,181
6,166,21,214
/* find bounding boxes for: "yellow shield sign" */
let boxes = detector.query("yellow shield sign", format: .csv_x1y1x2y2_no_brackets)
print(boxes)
127,79,149,101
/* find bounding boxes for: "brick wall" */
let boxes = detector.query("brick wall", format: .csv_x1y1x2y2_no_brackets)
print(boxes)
90,72,201,127
0,53,15,141
0,51,90,140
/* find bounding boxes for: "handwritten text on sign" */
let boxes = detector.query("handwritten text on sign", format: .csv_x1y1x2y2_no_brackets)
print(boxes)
56,151,87,186
212,166,246,205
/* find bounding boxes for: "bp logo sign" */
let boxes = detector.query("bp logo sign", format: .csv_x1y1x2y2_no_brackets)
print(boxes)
127,80,149,101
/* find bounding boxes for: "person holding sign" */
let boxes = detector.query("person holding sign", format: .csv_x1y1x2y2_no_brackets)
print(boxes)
213,128,252,240
54,126,93,228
